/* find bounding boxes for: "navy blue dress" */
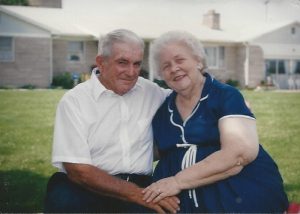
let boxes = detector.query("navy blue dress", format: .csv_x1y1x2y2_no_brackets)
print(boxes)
152,73,288,213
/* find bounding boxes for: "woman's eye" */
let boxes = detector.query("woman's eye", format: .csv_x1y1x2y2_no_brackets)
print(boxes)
162,64,170,71
176,58,184,63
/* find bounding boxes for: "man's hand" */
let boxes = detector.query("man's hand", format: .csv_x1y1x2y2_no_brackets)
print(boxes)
64,163,180,213
156,196,180,213
130,187,180,214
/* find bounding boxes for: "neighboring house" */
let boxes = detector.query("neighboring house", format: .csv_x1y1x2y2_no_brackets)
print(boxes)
0,0,300,89
0,5,97,88
248,21,300,89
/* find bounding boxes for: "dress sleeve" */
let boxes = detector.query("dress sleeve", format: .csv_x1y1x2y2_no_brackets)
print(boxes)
219,87,255,120
52,96,92,172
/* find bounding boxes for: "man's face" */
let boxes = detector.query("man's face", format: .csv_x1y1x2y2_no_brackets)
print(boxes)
97,42,143,95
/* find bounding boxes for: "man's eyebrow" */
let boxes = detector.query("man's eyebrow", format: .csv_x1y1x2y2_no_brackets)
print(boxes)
134,60,143,64
116,57,129,61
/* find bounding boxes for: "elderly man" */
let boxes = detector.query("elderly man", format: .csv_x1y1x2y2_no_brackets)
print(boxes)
44,29,179,213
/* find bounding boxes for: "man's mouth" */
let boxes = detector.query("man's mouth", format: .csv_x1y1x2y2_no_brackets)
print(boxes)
120,78,137,84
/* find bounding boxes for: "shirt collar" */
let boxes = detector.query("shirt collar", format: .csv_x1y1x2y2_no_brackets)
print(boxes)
91,70,107,100
90,69,142,100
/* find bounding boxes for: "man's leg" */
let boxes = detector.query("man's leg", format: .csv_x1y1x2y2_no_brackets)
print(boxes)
44,172,108,213
44,172,155,213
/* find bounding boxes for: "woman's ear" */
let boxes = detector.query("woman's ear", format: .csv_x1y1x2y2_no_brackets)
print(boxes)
197,63,203,71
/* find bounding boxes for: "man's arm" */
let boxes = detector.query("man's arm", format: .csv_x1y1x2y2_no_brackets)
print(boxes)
64,163,179,213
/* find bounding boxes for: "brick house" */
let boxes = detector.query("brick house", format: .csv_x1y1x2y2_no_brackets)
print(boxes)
0,0,299,89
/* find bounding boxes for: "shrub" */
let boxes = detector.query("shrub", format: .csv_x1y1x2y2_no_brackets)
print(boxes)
0,0,28,6
20,84,36,89
52,72,77,89
154,79,169,89
226,79,239,87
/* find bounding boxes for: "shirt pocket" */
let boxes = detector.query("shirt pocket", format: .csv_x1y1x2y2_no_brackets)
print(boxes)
137,117,153,141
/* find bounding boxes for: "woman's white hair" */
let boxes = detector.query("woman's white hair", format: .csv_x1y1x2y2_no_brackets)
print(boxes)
98,29,145,57
149,30,207,79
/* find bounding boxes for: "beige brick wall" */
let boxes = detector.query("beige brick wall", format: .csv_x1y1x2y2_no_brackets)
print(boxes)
0,38,264,89
206,46,239,84
234,45,264,88
236,46,246,87
248,46,264,87
0,37,51,88
85,40,98,71
52,39,67,75
52,39,97,76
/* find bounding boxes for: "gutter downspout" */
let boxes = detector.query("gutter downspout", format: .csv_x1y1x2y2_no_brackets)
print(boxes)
149,66,154,82
49,36,53,87
244,42,250,88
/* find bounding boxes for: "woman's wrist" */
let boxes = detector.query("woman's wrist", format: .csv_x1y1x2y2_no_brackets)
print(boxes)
174,173,186,190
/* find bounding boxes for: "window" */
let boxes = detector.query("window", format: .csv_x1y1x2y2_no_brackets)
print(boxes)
265,59,300,75
0,36,14,62
204,46,225,68
265,60,276,75
278,60,288,74
292,60,300,74
68,41,84,62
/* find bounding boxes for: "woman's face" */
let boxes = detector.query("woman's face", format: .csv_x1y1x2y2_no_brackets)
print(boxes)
159,42,201,93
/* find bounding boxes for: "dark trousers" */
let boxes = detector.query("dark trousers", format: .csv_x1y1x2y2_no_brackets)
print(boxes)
44,172,153,213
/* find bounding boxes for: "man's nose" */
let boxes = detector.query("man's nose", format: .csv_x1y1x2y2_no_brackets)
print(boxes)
127,64,139,76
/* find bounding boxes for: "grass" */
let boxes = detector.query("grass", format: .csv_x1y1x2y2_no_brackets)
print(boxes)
0,89,65,212
242,90,300,202
0,89,300,212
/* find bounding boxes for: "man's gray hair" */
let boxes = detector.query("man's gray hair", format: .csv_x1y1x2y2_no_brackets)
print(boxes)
98,29,145,57
149,30,207,79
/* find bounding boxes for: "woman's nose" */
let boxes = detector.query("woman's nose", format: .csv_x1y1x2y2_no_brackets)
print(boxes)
170,63,179,73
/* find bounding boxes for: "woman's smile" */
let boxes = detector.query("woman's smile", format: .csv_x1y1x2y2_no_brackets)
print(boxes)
173,74,186,81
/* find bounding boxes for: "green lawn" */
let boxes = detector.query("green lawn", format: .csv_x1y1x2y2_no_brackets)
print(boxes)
242,90,300,203
0,89,300,212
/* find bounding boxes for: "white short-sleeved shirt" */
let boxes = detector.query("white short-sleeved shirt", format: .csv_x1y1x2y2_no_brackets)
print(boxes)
52,72,169,175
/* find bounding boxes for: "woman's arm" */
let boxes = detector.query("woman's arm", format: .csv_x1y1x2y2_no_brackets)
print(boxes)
143,117,259,202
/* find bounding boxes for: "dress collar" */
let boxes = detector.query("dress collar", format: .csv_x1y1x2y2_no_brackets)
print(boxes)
201,71,213,100
168,72,214,110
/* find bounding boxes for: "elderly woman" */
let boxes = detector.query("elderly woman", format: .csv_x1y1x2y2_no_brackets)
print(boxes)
142,31,288,213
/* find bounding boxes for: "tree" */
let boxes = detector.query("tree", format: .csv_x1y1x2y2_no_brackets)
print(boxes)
0,0,28,6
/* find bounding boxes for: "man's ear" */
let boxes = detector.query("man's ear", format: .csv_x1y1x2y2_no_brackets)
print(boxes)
96,55,105,70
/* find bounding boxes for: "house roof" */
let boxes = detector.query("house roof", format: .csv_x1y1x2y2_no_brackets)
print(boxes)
0,5,94,37
238,20,300,42
1,0,300,43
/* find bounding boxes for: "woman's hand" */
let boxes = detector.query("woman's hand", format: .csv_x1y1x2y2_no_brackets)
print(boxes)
142,177,182,203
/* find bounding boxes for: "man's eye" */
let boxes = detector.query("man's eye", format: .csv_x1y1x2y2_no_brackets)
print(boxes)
134,62,141,67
